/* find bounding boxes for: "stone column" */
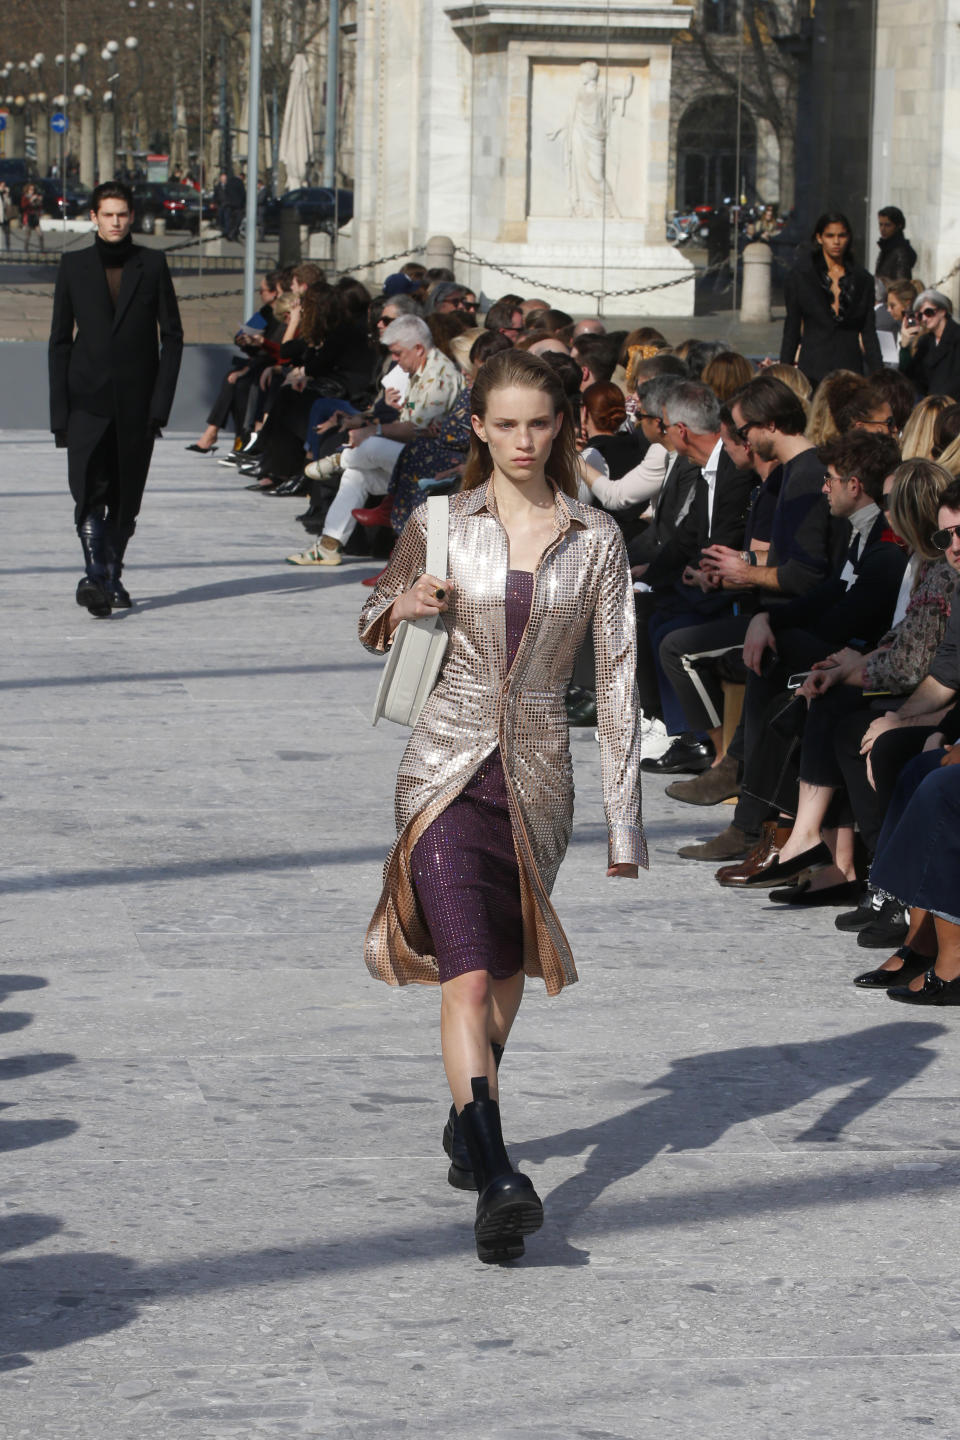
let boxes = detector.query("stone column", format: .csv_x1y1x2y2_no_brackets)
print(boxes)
98,107,116,183
34,111,50,176
80,109,96,188
425,235,455,274
8,110,26,156
740,242,772,323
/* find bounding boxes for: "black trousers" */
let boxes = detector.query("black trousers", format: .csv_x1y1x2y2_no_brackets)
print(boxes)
68,417,151,533
834,714,939,856
658,612,752,731
732,628,832,836
206,367,254,432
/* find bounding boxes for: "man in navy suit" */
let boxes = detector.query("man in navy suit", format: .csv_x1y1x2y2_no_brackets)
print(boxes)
49,180,183,615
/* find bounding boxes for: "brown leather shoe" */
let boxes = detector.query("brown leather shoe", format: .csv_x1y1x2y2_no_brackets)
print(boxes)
715,821,793,887
677,823,752,861
666,753,740,806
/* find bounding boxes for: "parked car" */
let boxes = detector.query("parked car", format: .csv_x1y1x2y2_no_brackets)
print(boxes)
131,182,215,234
39,178,92,220
260,187,354,236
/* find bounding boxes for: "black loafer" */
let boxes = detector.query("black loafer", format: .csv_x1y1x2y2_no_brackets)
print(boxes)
640,734,715,775
770,879,861,906
887,969,960,1005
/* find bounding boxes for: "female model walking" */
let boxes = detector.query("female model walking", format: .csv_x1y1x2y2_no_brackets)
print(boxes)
780,211,882,387
358,350,645,1263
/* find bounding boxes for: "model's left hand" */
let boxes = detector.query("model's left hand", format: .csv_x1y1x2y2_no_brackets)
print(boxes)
607,863,639,879
941,744,960,768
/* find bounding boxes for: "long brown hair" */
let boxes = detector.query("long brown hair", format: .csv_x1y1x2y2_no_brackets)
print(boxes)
462,349,580,498
887,459,954,562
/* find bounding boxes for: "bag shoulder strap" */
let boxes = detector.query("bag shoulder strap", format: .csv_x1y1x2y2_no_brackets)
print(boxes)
425,494,449,580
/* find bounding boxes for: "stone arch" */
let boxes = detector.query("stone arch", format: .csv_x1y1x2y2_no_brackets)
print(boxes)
675,93,757,210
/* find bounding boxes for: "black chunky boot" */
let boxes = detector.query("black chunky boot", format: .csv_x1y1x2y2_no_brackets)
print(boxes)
104,521,135,608
76,510,112,617
443,1042,503,1191
458,1075,543,1263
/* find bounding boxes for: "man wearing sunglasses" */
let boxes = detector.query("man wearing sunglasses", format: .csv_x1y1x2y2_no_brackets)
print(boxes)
899,288,960,399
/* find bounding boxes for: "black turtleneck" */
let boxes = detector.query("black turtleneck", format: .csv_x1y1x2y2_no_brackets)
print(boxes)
95,233,134,310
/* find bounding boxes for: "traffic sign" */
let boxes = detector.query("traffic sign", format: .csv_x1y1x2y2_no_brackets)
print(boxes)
0,115,7,133
51,113,68,134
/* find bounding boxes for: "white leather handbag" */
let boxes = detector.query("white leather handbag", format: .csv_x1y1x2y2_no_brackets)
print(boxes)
371,494,450,727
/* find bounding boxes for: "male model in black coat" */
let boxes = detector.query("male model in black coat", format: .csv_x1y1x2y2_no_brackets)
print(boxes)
49,179,183,615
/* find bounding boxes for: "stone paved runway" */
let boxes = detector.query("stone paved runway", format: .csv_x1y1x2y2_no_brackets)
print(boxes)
2,433,960,1438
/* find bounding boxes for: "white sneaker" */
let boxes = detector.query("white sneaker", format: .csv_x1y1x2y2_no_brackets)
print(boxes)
286,540,342,566
639,715,671,760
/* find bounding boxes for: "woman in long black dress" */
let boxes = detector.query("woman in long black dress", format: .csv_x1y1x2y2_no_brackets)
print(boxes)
358,351,644,1264
780,211,882,388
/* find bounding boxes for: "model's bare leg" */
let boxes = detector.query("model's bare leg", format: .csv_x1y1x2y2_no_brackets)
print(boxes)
489,970,524,1051
441,971,499,1110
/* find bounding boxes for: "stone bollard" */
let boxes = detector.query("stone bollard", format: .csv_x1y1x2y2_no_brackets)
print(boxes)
740,241,772,324
425,235,455,276
154,216,166,237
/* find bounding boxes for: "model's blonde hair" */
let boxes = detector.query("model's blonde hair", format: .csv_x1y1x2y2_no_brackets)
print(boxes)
900,394,954,461
462,349,580,498
887,459,955,562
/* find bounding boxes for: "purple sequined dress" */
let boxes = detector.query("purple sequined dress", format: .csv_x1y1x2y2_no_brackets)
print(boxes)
410,570,533,983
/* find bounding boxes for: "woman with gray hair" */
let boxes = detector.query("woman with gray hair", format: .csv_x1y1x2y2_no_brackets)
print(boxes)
899,289,960,400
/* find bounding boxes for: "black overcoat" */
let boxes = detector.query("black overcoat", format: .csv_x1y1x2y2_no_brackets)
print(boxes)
780,255,882,387
900,316,960,401
49,242,183,519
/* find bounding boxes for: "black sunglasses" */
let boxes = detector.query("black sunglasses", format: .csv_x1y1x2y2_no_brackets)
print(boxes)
734,422,755,444
638,411,665,430
917,307,940,319
932,523,960,550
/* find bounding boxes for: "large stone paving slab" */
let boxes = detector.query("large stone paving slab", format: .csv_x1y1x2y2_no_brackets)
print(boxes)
2,434,960,1437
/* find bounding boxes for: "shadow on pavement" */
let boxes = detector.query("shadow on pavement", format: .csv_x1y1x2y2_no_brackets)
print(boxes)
135,565,379,611
0,846,388,896
0,977,78,1157
1,1022,953,1365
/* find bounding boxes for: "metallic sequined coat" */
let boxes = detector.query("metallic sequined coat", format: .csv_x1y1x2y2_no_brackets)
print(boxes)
359,480,646,995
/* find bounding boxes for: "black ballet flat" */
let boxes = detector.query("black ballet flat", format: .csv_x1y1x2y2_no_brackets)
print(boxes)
769,879,861,907
854,946,933,989
185,443,217,454
887,968,960,1005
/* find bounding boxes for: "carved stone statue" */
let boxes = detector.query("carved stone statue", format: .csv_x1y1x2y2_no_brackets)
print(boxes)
548,61,635,218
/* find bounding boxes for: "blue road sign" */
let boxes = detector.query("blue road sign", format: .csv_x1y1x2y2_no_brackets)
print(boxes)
51,113,68,134
0,115,7,132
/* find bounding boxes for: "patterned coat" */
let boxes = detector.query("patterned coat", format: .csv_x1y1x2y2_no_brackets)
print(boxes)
359,480,645,995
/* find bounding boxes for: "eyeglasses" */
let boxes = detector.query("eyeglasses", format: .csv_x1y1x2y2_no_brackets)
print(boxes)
859,415,899,433
917,308,941,319
638,411,666,430
932,523,960,550
734,421,756,444
823,472,854,487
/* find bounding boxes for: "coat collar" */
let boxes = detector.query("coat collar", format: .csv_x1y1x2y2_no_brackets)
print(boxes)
463,477,589,536
77,239,143,329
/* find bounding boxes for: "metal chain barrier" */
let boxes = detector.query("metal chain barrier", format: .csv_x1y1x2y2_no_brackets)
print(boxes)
452,245,707,302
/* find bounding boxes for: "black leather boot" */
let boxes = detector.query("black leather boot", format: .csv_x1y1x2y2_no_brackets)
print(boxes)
76,510,112,617
458,1076,543,1263
104,521,135,608
443,1042,503,1191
